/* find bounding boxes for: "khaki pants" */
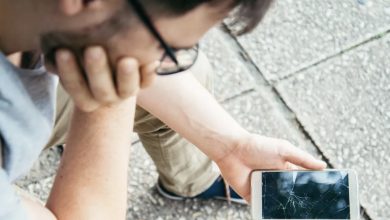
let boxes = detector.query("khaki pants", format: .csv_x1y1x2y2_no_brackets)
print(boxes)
45,53,219,197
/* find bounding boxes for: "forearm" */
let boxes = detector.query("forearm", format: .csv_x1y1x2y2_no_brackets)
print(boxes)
46,98,135,220
137,73,249,162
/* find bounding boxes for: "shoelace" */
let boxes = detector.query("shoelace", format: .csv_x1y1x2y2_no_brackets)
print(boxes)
223,178,232,205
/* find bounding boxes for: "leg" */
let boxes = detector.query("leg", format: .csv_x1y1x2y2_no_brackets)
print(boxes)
134,52,220,197
45,84,73,149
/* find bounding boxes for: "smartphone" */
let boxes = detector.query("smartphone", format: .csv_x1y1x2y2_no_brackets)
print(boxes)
251,169,359,220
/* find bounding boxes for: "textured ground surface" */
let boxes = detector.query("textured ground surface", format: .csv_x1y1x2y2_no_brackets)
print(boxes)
16,0,390,219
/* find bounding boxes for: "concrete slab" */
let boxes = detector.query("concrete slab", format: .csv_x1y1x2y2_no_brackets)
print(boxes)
222,89,321,156
233,0,390,82
276,34,390,219
201,28,257,102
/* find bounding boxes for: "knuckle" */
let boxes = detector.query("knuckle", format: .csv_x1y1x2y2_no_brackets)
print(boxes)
76,102,97,112
94,89,115,103
118,87,139,99
126,58,138,68
61,79,84,93
277,145,289,159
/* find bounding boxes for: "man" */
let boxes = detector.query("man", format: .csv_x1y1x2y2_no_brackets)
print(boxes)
0,0,327,219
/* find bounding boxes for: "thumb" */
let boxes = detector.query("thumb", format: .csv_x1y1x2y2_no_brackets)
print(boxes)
140,61,160,89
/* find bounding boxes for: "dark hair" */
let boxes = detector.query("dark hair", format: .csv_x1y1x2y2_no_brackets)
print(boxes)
228,0,274,35
135,0,274,36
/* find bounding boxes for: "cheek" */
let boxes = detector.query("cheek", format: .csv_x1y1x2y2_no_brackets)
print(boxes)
106,30,162,66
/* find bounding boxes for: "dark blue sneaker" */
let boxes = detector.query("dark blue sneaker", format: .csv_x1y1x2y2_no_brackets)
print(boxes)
156,176,246,204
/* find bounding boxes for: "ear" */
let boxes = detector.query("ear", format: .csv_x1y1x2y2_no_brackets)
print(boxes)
58,0,83,16
58,0,103,16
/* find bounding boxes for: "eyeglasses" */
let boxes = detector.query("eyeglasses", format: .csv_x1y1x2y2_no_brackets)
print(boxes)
129,0,199,75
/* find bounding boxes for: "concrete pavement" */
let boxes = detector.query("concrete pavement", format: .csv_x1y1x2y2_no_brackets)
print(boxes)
16,0,390,219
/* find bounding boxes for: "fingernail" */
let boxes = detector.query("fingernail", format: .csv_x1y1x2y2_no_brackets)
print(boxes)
87,47,103,60
154,60,161,67
152,61,161,72
124,59,137,72
58,50,71,62
119,58,137,75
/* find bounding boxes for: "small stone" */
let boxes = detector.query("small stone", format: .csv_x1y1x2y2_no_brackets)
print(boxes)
357,0,367,5
297,73,305,80
385,7,390,15
205,206,212,215
158,198,165,206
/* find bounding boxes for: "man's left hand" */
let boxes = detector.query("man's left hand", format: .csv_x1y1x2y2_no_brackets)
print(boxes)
216,134,327,203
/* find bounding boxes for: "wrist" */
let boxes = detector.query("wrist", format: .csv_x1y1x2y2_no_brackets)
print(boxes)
74,97,136,119
211,128,251,163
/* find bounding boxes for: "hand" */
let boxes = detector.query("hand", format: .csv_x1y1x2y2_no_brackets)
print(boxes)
216,134,327,203
54,46,159,112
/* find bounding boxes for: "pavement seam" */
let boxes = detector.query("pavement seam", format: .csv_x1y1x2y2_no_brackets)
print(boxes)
221,23,375,220
220,24,334,158
220,88,255,104
275,28,390,84
221,24,335,162
273,87,373,219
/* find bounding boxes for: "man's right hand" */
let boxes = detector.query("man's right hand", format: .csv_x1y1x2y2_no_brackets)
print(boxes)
54,46,159,112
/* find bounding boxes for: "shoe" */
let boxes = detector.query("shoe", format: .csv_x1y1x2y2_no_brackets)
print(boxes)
156,176,246,204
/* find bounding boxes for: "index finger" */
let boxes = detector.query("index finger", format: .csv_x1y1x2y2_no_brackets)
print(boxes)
279,144,327,170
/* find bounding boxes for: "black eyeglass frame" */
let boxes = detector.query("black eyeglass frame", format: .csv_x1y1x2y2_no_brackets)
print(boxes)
129,0,199,75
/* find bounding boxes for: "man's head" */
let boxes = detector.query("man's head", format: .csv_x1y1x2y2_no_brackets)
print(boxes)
3,0,273,69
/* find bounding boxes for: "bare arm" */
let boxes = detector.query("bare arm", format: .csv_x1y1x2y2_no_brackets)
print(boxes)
45,98,135,220
136,59,326,201
137,71,247,162
5,49,146,219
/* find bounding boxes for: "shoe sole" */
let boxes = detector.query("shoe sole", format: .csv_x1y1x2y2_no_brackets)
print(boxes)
156,183,185,201
156,183,247,205
215,196,247,205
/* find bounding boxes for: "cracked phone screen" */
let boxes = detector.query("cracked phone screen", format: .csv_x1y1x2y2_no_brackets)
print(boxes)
262,171,350,219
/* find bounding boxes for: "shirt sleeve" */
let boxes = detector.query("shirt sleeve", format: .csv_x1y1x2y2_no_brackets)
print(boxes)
0,169,29,220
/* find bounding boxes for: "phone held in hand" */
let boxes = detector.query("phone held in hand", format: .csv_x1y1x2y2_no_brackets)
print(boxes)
251,169,359,220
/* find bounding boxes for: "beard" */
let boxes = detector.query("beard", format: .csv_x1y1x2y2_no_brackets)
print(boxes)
40,31,92,69
40,9,131,70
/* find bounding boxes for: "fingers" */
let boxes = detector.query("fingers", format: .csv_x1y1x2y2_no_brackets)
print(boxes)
84,47,117,103
284,162,302,170
56,46,158,112
116,58,140,98
243,194,251,204
278,141,327,170
139,61,159,89
56,49,99,112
